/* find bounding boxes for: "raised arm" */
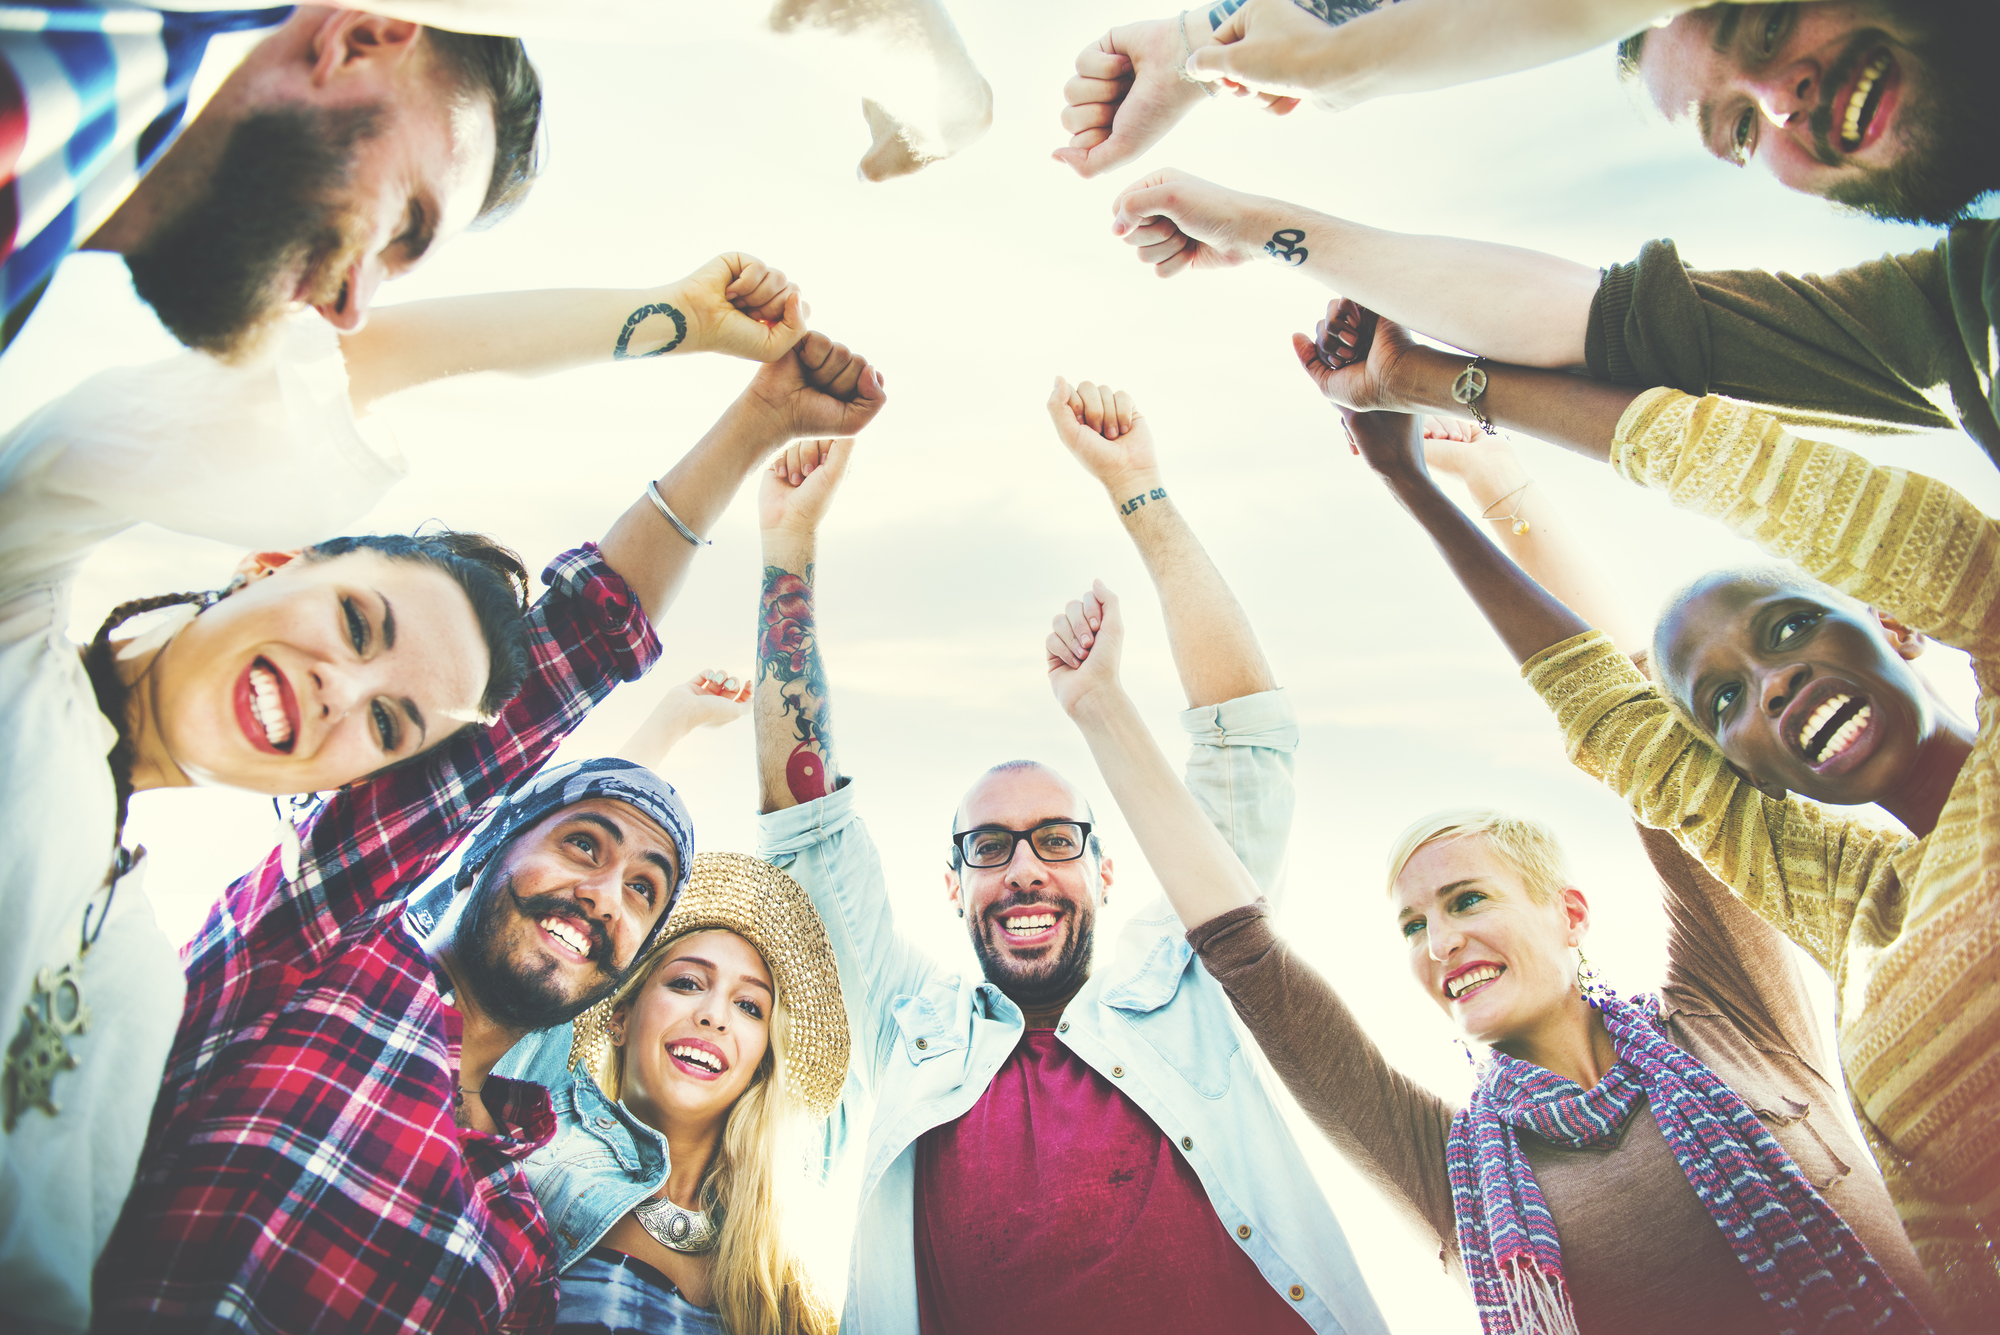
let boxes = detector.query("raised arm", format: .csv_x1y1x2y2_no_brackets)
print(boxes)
1110,172,1598,368
598,334,884,628
338,253,807,410
613,668,751,769
1046,377,1273,706
754,437,855,815
1046,582,1259,929
1187,0,1701,111
1415,417,1650,656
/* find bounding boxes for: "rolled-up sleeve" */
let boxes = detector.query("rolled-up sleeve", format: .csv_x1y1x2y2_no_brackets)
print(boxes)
1179,688,1298,903
757,781,942,1088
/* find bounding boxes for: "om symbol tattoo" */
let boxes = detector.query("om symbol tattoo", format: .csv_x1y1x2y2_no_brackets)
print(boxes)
1264,229,1309,266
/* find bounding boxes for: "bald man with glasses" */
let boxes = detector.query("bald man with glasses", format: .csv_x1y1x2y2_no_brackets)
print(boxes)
746,385,1389,1335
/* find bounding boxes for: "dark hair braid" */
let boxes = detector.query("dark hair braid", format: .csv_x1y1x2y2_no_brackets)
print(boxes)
81,589,224,846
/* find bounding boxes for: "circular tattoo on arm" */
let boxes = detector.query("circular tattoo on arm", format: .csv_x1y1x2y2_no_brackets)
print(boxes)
614,302,688,360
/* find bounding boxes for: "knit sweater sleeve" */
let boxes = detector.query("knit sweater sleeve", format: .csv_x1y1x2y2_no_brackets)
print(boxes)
1585,237,1964,440
1613,388,2000,659
1523,632,1904,984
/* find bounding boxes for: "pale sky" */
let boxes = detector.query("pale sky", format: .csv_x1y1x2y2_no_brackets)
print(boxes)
3,3,1992,1330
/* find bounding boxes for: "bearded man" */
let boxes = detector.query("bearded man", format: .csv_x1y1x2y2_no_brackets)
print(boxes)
744,383,1389,1335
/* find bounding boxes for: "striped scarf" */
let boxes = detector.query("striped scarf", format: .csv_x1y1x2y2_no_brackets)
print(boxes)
1445,991,1931,1335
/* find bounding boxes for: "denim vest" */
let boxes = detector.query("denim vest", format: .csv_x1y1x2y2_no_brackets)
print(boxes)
755,690,1391,1335
497,1026,668,1274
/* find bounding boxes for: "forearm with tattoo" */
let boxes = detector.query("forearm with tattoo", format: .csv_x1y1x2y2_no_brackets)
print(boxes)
757,561,838,808
1119,485,1168,516
614,302,688,360
1264,228,1309,265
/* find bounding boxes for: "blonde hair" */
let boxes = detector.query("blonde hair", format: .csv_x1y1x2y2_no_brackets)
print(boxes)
1384,807,1572,905
604,930,837,1335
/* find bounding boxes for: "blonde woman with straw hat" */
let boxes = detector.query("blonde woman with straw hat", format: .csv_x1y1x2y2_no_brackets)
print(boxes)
497,848,850,1335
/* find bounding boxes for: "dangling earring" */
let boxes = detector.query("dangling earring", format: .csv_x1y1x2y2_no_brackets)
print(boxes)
956,906,964,919
1453,1036,1480,1069
1575,946,1613,1007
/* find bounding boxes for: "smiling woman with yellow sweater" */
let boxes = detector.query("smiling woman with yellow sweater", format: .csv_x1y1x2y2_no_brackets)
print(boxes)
1301,298,1998,1327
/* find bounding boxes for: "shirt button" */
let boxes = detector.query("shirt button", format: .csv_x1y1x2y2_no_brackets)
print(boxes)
1289,1285,1305,1302
1236,1225,1252,1240
1180,1136,1193,1151
1110,1065,1123,1078
594,1116,615,1130
1057,1021,1069,1033
915,1038,928,1050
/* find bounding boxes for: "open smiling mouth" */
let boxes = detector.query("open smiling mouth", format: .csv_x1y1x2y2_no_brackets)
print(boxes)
998,910,1061,945
668,1042,727,1077
1839,50,1893,151
237,657,297,754
1446,965,1504,1000
538,914,599,962
1798,693,1872,766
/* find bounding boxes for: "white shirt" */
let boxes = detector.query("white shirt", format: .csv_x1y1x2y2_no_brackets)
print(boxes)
0,315,403,1333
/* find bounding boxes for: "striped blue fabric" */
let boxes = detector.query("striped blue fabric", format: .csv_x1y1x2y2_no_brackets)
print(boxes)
0,2,290,351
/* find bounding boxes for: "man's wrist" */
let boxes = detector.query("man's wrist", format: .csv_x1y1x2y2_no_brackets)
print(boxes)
1107,471,1168,517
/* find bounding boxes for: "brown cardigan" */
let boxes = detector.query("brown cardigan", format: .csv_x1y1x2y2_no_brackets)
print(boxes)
1187,826,1948,1335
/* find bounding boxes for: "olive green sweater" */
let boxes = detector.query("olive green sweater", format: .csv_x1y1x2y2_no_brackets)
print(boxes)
1585,222,2000,469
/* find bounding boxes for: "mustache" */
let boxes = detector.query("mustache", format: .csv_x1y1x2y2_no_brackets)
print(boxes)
511,887,611,964
980,889,1079,920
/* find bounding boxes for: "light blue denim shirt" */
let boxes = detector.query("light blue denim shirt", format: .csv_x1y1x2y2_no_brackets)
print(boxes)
756,689,1389,1335
495,982,860,1276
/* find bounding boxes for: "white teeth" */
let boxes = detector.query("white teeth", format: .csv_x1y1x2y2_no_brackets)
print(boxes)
670,1043,722,1072
1819,705,1872,761
1798,694,1851,749
1447,965,1503,999
1004,913,1057,935
249,664,291,747
1842,53,1890,146
541,917,588,954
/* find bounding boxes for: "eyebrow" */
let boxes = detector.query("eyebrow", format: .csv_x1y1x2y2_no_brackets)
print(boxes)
1692,6,1748,152
402,198,436,262
572,812,679,891
1710,4,1743,54
671,955,773,996
1398,877,1484,922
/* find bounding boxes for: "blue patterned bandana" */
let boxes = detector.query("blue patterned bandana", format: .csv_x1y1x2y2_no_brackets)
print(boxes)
407,758,695,954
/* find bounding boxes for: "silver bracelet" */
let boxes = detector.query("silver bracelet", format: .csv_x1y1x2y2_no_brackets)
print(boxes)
1177,10,1219,96
645,481,710,547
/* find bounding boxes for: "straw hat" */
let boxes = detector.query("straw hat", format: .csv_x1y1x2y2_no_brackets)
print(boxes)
569,852,849,1122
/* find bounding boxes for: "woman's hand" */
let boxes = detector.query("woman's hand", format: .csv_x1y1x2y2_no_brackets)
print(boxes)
661,254,808,363
1291,298,1422,413
1338,407,1430,486
1046,580,1126,718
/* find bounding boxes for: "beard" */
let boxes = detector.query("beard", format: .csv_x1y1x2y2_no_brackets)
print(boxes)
968,888,1097,1009
124,104,380,360
1815,1,2000,224
450,864,624,1032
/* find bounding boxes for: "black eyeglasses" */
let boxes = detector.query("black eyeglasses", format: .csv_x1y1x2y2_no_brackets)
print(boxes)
951,821,1093,870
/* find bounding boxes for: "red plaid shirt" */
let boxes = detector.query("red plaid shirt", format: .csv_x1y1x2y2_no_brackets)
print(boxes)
93,546,661,1334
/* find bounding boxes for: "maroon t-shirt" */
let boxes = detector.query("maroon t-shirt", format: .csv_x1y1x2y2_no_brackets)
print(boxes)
912,1028,1313,1334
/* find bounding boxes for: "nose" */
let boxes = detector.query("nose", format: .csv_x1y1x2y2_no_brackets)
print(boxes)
1749,60,1817,128
1004,837,1049,888
310,660,360,724
1427,919,1464,964
695,989,728,1032
1760,663,1812,717
312,258,383,334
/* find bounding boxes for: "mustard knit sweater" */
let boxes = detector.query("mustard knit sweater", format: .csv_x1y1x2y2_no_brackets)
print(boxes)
1524,388,1999,1328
